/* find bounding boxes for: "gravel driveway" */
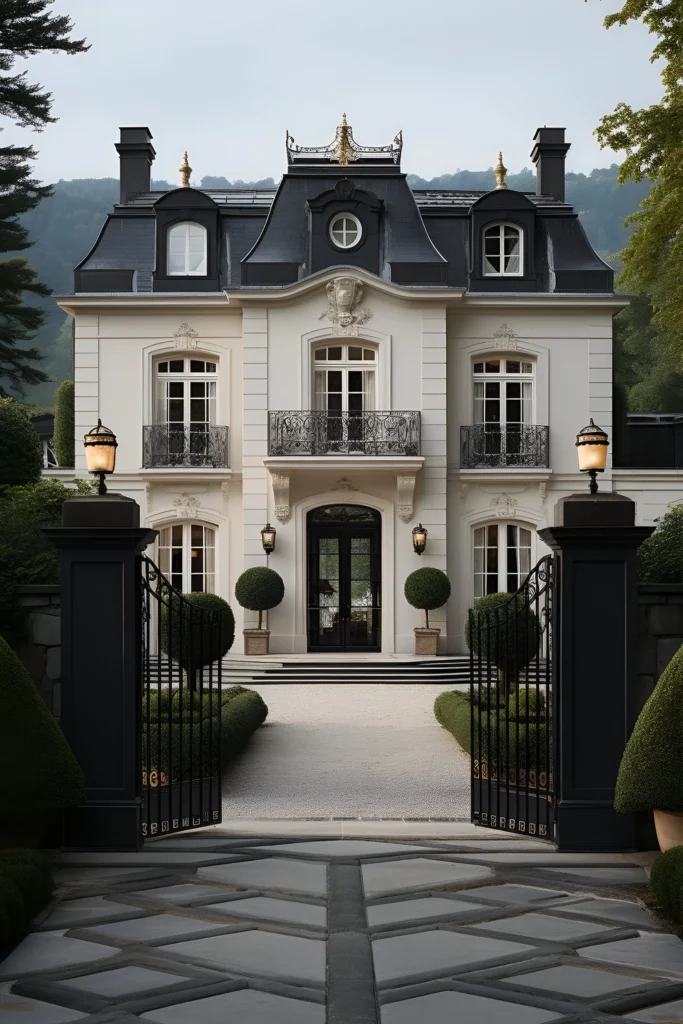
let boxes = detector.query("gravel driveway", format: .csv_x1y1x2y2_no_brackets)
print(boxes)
221,684,470,819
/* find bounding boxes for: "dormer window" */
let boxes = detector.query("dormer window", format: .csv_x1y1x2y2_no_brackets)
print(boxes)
483,223,523,276
329,213,362,250
167,221,207,275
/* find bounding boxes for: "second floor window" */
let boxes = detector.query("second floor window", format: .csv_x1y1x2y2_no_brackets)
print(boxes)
167,221,207,275
483,223,523,276
473,357,533,429
314,344,376,414
156,357,217,430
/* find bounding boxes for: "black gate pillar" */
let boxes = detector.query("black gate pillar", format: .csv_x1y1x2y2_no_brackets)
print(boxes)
45,495,157,851
539,493,653,852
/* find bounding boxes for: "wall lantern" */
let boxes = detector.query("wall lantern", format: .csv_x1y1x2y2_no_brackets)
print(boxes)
261,523,276,555
83,419,118,495
575,418,609,495
412,523,428,555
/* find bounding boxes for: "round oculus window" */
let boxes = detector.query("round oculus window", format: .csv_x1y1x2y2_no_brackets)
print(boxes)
329,212,362,250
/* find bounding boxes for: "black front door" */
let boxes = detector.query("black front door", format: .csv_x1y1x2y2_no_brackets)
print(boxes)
307,505,381,652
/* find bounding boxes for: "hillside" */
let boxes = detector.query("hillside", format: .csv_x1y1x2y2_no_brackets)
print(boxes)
17,165,649,406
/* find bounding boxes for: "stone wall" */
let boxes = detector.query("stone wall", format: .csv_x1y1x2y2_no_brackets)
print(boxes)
16,585,61,719
637,584,683,713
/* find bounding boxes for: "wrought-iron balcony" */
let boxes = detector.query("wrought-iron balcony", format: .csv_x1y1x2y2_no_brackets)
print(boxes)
268,410,420,457
143,425,229,469
460,424,549,469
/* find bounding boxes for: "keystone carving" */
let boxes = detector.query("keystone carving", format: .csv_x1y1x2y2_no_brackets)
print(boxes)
490,493,518,518
172,322,200,350
492,324,519,351
319,277,372,329
173,492,201,518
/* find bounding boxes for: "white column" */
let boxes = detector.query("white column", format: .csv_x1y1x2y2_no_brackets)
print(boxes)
241,306,269,627
421,307,448,644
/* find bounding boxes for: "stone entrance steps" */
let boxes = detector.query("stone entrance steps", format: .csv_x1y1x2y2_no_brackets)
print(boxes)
221,655,471,686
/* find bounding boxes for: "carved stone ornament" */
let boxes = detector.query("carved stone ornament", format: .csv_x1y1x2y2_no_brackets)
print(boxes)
492,324,519,351
319,277,372,331
173,492,201,518
538,481,547,506
172,322,200,350
145,483,152,507
221,481,230,505
460,482,470,500
331,477,358,493
270,471,291,523
490,493,518,518
397,472,418,523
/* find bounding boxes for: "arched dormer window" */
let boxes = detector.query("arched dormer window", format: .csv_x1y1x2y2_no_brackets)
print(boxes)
483,223,523,277
167,222,207,276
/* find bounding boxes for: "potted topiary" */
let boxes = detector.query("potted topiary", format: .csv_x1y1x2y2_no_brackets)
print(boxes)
465,592,539,700
235,566,285,655
404,567,451,656
614,640,683,851
161,592,235,691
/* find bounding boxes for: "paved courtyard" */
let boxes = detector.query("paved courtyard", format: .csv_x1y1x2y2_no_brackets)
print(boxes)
221,684,470,819
2,832,680,1023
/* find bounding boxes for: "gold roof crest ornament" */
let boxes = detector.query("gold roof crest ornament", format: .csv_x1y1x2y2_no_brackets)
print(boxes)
334,113,357,166
180,151,192,188
494,151,508,189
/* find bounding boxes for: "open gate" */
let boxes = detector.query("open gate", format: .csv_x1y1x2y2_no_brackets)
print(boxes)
470,556,555,840
140,557,223,838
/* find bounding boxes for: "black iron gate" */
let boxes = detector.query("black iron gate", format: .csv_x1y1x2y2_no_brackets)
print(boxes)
140,557,223,838
470,556,555,840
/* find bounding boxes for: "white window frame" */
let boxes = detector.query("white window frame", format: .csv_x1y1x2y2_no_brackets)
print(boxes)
472,355,535,427
157,521,216,594
154,356,218,428
483,222,524,277
473,521,534,599
167,221,208,276
312,343,377,412
329,212,363,250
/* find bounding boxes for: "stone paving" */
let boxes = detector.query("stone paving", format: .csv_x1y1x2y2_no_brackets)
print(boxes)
2,832,683,1023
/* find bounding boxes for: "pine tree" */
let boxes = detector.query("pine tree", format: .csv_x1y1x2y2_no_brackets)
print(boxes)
0,1,87,393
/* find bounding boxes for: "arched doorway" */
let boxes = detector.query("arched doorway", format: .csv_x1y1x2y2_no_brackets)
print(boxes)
306,504,381,652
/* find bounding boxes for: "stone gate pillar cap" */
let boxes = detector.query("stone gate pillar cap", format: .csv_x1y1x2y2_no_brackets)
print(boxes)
62,494,140,528
555,491,635,528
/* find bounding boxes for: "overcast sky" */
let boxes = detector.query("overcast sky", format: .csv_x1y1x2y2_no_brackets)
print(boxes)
4,0,664,185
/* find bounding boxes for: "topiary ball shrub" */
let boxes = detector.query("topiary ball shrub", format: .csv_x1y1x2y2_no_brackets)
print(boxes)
235,567,285,629
161,592,235,690
0,399,43,489
650,846,683,923
0,636,85,845
614,640,683,814
53,379,75,468
404,567,451,629
465,592,539,687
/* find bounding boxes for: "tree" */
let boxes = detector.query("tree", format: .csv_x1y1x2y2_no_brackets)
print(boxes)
0,1,88,394
594,1,683,354
404,567,451,629
52,377,74,466
235,567,285,629
614,295,683,413
0,396,42,487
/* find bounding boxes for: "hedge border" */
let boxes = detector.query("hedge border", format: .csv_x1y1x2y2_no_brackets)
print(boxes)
0,848,53,952
434,690,472,754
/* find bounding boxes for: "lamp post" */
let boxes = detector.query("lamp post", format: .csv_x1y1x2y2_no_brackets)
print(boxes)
84,419,118,495
412,523,427,555
261,523,276,555
575,418,608,495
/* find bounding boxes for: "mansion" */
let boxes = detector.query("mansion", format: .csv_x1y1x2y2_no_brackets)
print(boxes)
55,119,679,654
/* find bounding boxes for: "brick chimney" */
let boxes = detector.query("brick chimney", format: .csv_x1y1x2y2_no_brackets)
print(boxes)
530,127,571,203
115,127,156,204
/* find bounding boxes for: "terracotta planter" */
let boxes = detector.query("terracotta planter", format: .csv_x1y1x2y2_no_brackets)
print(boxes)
414,627,440,657
654,809,683,851
243,628,270,656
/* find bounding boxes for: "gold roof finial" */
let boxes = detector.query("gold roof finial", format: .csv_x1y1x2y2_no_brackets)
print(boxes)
494,151,508,190
180,151,192,188
334,112,356,166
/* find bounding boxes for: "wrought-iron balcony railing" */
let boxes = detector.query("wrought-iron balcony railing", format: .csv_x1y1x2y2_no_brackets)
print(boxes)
460,424,549,469
268,411,421,457
143,424,229,469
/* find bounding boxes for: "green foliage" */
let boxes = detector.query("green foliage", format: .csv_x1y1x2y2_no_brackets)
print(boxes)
0,635,85,822
508,688,546,719
434,690,472,753
637,504,683,583
52,378,74,466
434,689,549,773
235,567,285,629
465,592,540,682
0,397,42,487
404,567,451,628
0,848,52,950
614,295,683,415
160,592,235,685
651,846,683,924
615,640,683,813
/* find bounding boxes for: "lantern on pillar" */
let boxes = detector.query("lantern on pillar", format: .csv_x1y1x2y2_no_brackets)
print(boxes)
83,420,118,495
575,419,609,495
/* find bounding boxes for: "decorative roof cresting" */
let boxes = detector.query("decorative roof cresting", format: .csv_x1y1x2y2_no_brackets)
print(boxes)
179,151,192,188
286,114,402,166
494,152,508,189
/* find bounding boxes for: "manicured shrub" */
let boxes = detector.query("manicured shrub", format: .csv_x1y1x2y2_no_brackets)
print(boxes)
465,592,539,686
404,567,451,628
0,398,42,489
434,690,472,752
638,503,683,583
53,379,75,468
614,640,683,814
509,688,545,719
0,635,85,841
650,846,683,923
434,689,549,773
235,567,285,629
0,849,53,950
161,592,235,690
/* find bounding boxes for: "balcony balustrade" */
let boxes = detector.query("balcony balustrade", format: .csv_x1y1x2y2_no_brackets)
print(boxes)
460,424,549,469
268,410,421,457
142,424,229,469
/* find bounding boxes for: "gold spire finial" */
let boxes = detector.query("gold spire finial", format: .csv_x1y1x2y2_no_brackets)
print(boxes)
494,151,508,189
180,151,192,188
334,112,355,166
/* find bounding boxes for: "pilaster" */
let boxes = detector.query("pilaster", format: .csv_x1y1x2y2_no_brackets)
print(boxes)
421,307,448,641
74,315,99,472
242,307,269,625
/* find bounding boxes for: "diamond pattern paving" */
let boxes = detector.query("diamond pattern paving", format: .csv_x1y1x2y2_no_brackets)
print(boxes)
78,913,227,944
203,896,326,928
362,857,493,896
0,930,117,981
467,911,616,943
465,884,570,905
579,932,683,977
0,982,88,1023
381,990,563,1023
57,966,190,997
41,896,142,928
141,989,325,1023
249,840,431,857
499,963,654,998
130,883,231,902
367,896,490,927
626,997,683,1021
160,930,326,984
198,857,327,895
372,929,536,984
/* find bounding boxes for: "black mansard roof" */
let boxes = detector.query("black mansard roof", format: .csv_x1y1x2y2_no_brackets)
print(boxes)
73,122,613,295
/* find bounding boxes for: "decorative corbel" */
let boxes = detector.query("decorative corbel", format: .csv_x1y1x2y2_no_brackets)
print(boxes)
397,472,417,523
269,470,291,524
538,481,547,506
221,481,230,505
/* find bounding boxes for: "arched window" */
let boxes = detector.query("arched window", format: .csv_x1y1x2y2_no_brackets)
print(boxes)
313,344,376,413
167,221,207,275
473,522,533,598
158,522,216,593
483,223,523,276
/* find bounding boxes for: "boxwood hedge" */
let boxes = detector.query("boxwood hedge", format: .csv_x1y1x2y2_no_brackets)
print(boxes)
0,848,52,951
651,846,683,926
434,689,549,773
